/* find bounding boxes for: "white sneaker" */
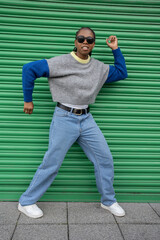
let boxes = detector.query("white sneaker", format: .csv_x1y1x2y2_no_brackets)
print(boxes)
101,202,125,217
18,203,43,218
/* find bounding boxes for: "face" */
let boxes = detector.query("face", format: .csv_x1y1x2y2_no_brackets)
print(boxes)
74,29,95,59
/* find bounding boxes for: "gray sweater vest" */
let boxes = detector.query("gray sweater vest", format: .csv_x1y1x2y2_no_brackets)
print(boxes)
46,52,109,105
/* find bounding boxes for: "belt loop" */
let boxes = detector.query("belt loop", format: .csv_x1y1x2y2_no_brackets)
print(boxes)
70,107,73,113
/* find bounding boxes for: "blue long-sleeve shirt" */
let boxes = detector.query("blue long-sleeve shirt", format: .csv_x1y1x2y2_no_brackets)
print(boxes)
107,47,128,83
22,47,128,102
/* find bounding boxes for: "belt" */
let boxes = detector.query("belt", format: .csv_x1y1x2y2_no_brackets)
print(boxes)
57,102,90,115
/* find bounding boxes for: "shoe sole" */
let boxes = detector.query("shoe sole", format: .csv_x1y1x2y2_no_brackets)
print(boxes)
101,203,125,217
18,204,43,219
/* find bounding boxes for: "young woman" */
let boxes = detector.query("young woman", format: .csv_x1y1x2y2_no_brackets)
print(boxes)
18,27,128,218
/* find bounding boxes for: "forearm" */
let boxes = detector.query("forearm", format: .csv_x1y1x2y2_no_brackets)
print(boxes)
106,48,128,83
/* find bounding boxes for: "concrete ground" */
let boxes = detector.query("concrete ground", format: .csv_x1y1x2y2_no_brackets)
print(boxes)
0,202,160,240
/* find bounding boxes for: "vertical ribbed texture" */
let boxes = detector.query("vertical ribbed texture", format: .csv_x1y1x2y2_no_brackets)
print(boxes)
0,0,160,202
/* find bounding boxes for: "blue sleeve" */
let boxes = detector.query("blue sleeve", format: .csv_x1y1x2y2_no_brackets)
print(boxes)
106,47,128,84
22,59,49,102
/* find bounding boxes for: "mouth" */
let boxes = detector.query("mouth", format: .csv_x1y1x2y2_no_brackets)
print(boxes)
81,46,89,51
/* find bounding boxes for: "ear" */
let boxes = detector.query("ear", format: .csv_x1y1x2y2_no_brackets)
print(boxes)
74,39,77,47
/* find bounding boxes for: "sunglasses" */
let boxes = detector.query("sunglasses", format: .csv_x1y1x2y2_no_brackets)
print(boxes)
76,35,95,44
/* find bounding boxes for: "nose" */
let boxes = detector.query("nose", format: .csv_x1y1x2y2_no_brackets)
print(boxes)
83,39,88,44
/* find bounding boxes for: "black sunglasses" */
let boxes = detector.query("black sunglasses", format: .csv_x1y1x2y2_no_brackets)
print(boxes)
76,35,95,44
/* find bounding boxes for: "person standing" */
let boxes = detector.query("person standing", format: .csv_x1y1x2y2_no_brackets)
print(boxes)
18,27,128,218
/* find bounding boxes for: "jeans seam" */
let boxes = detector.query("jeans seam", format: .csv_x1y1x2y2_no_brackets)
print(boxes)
81,139,104,198
41,117,55,169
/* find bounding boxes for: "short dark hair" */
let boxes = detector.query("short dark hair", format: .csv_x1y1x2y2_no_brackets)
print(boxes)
75,27,96,41
73,27,95,56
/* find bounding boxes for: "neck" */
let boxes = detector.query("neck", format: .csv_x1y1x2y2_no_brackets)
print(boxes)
75,52,89,60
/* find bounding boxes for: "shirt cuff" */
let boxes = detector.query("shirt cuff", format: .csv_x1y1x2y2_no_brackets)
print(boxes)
23,89,33,102
112,47,121,57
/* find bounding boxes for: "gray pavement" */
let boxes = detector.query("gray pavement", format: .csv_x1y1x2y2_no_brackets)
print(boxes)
0,202,160,240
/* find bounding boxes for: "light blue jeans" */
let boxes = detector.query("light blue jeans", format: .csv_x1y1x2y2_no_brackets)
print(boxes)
19,106,116,206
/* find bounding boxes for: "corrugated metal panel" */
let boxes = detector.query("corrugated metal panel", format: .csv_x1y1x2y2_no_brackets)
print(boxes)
0,0,160,202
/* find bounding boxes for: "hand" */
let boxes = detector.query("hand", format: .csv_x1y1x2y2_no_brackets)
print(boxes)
23,102,34,114
106,35,118,50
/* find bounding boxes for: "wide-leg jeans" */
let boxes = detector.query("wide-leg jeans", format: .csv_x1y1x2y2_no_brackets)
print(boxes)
19,106,117,206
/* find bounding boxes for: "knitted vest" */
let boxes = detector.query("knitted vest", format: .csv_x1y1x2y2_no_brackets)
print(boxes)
46,52,109,105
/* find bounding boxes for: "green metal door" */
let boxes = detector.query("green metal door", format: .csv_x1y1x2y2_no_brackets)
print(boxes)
0,0,160,202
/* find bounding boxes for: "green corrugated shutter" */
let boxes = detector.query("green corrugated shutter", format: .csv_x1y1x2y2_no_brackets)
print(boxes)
0,0,160,202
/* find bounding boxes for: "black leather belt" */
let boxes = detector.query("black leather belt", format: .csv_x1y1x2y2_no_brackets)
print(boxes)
57,102,89,115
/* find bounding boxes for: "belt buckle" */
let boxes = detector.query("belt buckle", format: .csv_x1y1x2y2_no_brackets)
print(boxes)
73,109,83,115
